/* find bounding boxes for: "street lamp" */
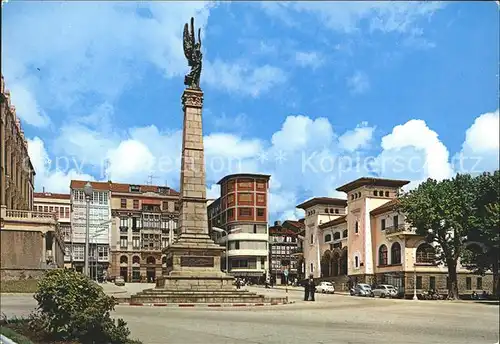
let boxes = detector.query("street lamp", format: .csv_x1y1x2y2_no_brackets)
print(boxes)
212,227,241,274
83,182,93,277
91,220,112,282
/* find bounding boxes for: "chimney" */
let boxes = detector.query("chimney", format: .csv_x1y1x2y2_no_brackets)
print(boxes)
274,220,282,227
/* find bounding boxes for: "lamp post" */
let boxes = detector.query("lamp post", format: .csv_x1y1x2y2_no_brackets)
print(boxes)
83,182,93,277
90,224,109,282
212,227,241,274
413,250,418,301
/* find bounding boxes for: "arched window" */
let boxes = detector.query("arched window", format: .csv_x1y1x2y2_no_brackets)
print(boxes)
120,255,128,264
333,232,341,240
385,191,389,197
373,191,378,196
342,229,348,238
146,256,156,265
324,234,332,243
325,208,329,213
335,209,339,214
391,242,401,265
416,243,436,264
378,245,388,265
132,256,141,264
355,221,359,234
162,256,167,264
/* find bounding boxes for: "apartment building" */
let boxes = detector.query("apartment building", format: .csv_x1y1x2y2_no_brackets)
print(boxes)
208,173,270,283
268,220,304,284
299,177,493,295
109,183,179,282
1,75,64,280
69,181,112,278
33,192,71,267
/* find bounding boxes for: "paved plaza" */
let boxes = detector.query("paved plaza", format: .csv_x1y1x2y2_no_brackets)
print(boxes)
1,284,498,344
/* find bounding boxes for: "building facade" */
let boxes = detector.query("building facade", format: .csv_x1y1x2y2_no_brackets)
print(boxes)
208,173,270,283
69,181,112,277
268,220,303,284
1,75,64,280
109,183,179,282
33,192,71,268
299,177,494,295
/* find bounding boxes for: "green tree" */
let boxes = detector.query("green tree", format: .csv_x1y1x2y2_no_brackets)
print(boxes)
462,171,500,297
399,174,476,299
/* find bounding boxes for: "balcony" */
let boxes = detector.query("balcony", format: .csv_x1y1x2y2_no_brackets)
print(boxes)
4,209,57,224
385,223,417,237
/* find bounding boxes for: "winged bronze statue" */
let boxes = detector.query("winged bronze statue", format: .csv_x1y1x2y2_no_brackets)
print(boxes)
183,17,202,89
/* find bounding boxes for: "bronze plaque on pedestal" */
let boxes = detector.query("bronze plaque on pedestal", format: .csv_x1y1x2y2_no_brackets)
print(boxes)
180,256,214,267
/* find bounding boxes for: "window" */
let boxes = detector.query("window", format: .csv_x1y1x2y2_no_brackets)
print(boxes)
120,217,128,229
257,194,265,203
381,219,386,230
227,208,234,219
324,234,332,243
73,245,84,261
256,181,266,189
120,236,128,248
310,234,313,245
324,208,328,213
227,194,235,204
416,276,423,289
310,263,313,272
162,201,168,210
239,193,252,202
477,277,483,289
239,208,252,217
393,215,399,228
65,207,70,218
174,202,180,212
130,185,141,192
44,206,48,212
373,191,378,196
416,243,436,264
162,237,169,248
429,276,436,290
257,208,265,217
342,229,348,238
333,232,340,240
466,277,472,290
238,180,253,189
120,199,127,208
133,200,139,209
378,245,388,265
98,246,109,261
354,256,359,268
378,191,383,197
385,191,389,197
351,194,354,200
391,242,401,265
335,209,339,214
132,236,140,249
253,224,257,234
355,221,359,234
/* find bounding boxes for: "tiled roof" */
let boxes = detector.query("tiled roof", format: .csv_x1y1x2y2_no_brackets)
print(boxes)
34,192,70,200
69,180,179,195
336,177,410,193
296,197,347,209
284,220,305,230
370,199,400,216
216,173,271,185
318,215,347,229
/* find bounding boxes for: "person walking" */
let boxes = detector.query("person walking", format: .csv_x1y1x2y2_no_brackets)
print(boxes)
304,278,310,301
308,274,316,301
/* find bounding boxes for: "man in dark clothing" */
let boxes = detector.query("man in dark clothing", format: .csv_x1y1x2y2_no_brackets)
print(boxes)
308,274,316,301
304,280,310,301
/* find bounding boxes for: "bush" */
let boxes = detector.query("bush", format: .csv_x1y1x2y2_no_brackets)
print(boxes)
30,269,135,344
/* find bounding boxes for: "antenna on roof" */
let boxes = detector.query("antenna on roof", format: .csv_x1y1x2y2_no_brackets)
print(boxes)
146,173,159,185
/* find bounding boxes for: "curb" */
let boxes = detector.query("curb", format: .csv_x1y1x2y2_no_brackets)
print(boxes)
117,302,290,308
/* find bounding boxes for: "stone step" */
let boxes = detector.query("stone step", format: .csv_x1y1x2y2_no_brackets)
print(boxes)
130,295,269,304
140,288,253,294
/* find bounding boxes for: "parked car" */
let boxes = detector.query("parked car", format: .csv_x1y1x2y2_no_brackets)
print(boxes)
316,281,335,294
114,276,125,286
351,283,372,297
371,284,398,298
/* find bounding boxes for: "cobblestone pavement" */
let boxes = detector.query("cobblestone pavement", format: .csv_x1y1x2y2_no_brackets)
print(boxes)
2,288,498,344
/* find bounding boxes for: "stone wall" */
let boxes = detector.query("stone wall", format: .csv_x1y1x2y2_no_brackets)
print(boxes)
403,272,493,295
1,230,43,269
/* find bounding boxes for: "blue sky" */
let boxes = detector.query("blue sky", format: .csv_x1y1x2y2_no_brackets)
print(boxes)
2,1,499,220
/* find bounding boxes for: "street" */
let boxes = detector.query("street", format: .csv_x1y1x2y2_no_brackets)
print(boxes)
1,285,498,344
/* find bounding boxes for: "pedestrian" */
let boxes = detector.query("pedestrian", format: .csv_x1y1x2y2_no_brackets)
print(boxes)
308,274,316,301
304,278,310,301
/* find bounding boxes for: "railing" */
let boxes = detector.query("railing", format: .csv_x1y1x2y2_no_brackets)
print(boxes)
5,209,57,222
385,223,416,235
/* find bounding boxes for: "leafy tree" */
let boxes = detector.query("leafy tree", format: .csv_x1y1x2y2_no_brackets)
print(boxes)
462,171,500,297
399,174,476,299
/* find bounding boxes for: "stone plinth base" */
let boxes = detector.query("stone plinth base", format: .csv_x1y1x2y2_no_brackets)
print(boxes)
130,288,270,304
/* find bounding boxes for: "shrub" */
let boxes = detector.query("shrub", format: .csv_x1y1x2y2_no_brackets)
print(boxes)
31,269,134,344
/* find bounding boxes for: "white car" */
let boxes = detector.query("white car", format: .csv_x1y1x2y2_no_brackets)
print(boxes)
316,281,335,294
372,284,398,298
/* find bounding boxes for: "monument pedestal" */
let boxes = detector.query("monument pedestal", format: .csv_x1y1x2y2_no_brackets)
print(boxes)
131,88,275,305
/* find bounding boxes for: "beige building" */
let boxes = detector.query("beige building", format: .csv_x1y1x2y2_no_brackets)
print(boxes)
1,75,64,280
299,177,493,296
109,182,180,282
33,192,71,268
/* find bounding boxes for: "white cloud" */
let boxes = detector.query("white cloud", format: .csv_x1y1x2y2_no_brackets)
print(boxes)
295,51,323,69
203,60,287,97
7,81,50,127
377,119,454,181
206,184,220,200
106,140,156,182
338,122,375,152
346,71,370,95
27,137,94,193
455,109,499,173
